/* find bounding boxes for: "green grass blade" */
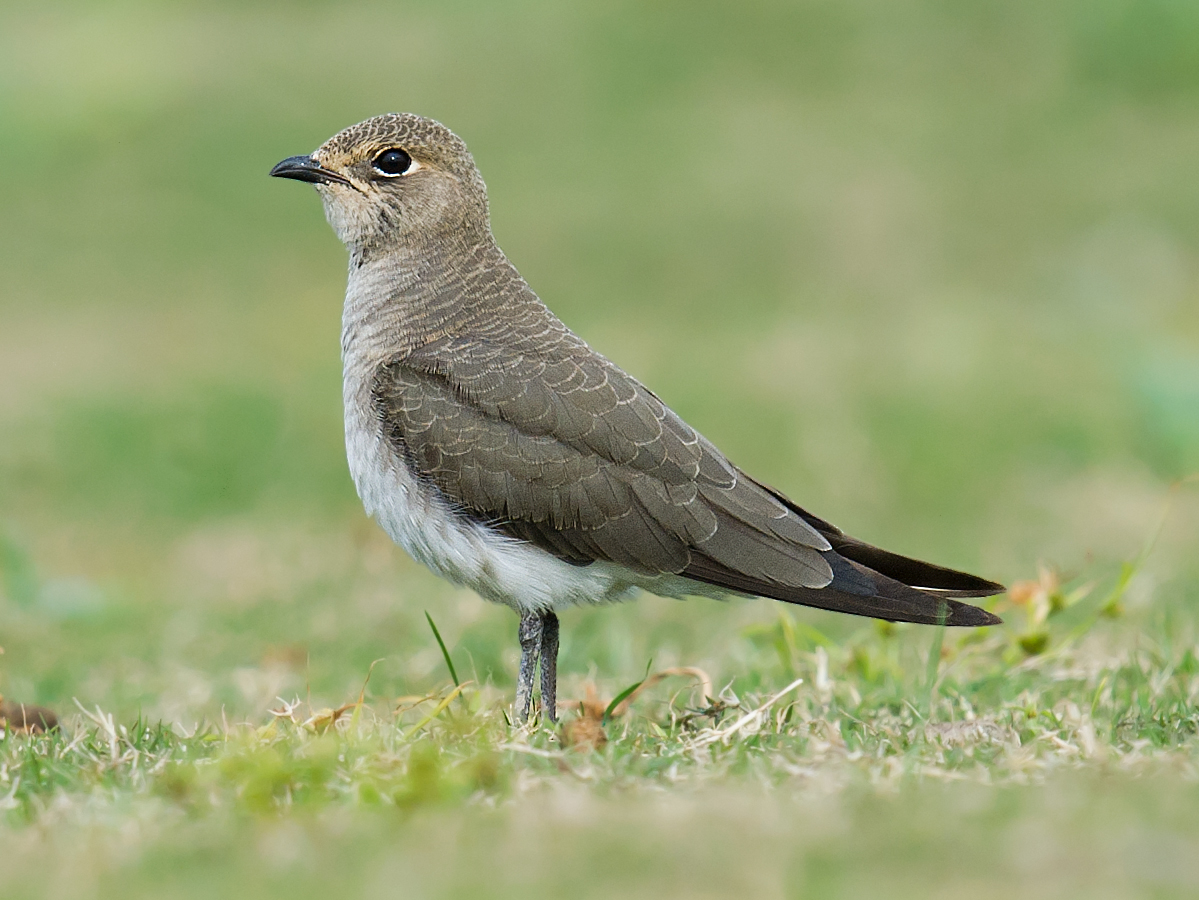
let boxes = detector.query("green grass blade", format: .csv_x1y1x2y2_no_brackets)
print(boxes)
405,682,471,738
424,611,459,687
603,679,644,724
604,660,654,723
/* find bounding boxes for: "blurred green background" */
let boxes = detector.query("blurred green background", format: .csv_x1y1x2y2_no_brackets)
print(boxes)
4,2,1199,897
2,0,1198,721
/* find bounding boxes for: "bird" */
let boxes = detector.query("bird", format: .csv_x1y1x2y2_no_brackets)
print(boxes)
270,113,1003,724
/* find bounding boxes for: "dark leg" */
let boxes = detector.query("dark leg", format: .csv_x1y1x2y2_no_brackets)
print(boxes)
539,611,560,723
516,612,543,723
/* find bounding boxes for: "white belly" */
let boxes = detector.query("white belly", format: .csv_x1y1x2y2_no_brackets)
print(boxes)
343,393,648,614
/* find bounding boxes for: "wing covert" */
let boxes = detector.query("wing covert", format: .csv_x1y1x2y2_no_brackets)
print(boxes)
372,338,834,586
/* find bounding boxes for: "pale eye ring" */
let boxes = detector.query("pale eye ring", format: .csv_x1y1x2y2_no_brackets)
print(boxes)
372,148,413,176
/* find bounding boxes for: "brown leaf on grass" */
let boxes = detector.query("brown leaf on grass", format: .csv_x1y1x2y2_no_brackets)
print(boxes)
1009,566,1058,609
560,713,607,751
557,684,609,751
268,697,357,733
305,703,358,734
558,682,608,721
556,668,714,750
559,667,715,721
0,696,58,733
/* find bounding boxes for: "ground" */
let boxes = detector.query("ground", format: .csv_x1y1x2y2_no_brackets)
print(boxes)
4,579,1199,898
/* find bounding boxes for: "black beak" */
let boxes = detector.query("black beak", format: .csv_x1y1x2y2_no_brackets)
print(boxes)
269,155,352,187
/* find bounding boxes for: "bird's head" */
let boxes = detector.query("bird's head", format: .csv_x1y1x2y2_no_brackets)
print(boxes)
270,113,490,251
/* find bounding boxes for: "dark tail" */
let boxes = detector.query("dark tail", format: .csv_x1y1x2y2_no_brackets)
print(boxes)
685,549,1002,626
790,506,1005,599
683,478,1005,627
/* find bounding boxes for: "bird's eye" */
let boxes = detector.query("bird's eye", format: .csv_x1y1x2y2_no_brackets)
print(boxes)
372,148,413,176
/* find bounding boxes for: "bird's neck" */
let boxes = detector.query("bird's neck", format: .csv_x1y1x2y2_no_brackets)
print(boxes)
340,228,538,369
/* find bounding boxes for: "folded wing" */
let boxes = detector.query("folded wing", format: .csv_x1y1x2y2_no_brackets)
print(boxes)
372,335,1002,626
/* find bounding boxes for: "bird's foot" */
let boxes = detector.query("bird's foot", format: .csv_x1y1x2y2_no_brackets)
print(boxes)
515,610,560,724
516,612,542,723
540,611,559,724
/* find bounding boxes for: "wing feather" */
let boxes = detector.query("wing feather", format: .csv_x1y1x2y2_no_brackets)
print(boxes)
371,334,1001,626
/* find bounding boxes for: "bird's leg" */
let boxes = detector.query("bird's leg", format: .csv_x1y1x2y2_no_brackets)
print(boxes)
516,612,543,723
539,611,559,723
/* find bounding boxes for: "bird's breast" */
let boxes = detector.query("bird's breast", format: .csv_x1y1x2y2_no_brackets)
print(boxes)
340,349,643,613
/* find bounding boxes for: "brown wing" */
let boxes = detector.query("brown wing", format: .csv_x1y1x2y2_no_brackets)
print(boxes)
372,335,1002,626
373,336,833,586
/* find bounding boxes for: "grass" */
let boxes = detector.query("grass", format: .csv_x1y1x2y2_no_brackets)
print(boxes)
2,0,1199,896
4,578,1199,898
